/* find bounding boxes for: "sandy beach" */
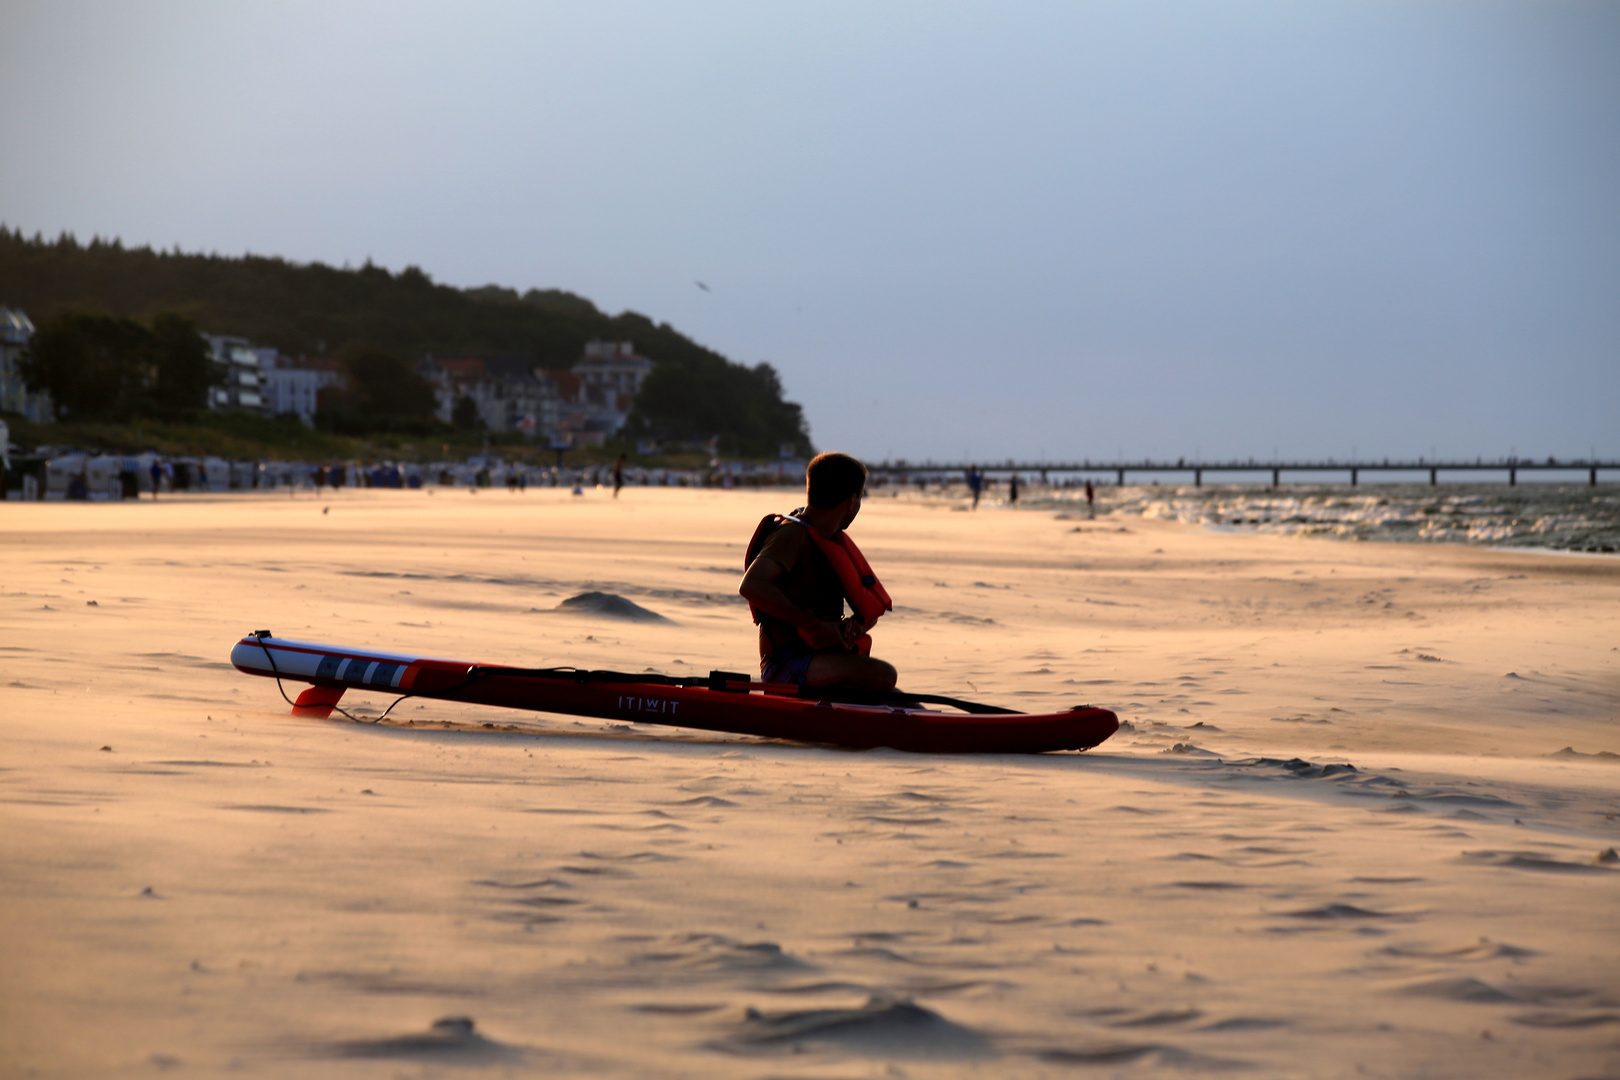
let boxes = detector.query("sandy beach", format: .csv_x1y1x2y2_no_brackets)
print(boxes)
2,486,1617,1078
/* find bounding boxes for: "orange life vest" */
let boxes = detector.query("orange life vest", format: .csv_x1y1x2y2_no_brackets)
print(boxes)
781,512,893,628
745,511,894,647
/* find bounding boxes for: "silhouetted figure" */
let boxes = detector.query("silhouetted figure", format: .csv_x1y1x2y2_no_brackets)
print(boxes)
613,454,626,498
150,459,162,499
739,452,896,692
967,466,983,510
1085,478,1095,518
1008,473,1020,504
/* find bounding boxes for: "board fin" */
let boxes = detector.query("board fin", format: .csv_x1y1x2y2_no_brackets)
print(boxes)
291,685,345,718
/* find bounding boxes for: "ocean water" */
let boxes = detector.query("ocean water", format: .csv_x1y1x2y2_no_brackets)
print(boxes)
1042,483,1620,553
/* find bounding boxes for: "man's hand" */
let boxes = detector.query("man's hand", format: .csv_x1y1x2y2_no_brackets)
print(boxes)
799,618,848,651
837,616,866,649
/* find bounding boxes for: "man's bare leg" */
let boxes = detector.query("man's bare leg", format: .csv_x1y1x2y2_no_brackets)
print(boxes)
804,652,898,691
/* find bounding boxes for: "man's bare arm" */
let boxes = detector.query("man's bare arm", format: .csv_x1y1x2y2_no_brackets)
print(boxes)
739,557,848,651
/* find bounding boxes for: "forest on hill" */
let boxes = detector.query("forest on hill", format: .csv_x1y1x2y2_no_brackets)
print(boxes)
0,228,812,457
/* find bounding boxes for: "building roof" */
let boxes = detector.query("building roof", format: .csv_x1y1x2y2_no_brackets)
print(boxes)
432,357,486,382
545,370,582,402
576,340,652,371
1,307,35,343
429,355,553,385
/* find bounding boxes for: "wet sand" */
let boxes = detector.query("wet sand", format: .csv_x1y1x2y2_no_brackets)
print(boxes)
2,487,1617,1078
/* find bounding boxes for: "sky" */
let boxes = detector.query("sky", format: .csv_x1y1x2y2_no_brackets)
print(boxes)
2,1,1616,463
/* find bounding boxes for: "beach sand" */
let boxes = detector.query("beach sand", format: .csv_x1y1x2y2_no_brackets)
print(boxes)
2,486,1617,1078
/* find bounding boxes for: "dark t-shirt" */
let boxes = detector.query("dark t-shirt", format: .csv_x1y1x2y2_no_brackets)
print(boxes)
752,519,847,659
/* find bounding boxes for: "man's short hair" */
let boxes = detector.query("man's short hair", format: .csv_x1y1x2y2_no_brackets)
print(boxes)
806,452,868,508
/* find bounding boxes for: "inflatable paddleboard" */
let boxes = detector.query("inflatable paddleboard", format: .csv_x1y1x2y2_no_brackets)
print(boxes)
230,633,1119,754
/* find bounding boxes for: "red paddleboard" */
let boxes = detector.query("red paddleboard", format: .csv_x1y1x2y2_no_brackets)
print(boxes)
230,633,1118,755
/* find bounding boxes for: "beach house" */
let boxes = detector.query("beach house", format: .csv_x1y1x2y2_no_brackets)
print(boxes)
0,307,52,422
571,340,652,438
260,354,339,425
422,356,562,435
203,335,265,412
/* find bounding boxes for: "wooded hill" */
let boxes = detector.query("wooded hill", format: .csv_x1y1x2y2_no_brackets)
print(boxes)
0,228,812,457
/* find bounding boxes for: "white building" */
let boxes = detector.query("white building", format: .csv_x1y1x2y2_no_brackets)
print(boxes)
423,356,561,435
260,353,338,425
203,335,264,412
0,307,52,422
572,340,653,437
201,336,338,423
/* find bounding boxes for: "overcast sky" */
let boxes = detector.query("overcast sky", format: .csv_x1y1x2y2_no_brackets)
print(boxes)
3,1,1615,462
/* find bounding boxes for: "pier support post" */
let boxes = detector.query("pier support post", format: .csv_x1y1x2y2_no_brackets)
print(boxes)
1194,468,1202,487
1350,468,1357,487
1271,468,1279,489
1509,467,1516,486
1117,468,1124,486
1592,466,1598,486
1429,468,1437,486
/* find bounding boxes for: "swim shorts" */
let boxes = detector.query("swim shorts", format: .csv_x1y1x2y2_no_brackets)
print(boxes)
761,637,818,686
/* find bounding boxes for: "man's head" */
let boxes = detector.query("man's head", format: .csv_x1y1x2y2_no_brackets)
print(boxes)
806,452,867,510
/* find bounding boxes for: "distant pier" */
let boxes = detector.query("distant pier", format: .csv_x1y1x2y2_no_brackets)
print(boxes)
868,458,1617,487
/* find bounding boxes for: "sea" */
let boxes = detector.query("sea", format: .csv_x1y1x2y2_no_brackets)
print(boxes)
1037,483,1620,554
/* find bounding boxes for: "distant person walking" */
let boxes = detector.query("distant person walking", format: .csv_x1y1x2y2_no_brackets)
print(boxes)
1008,473,1020,504
1084,478,1095,518
613,453,626,498
150,459,162,499
967,466,983,510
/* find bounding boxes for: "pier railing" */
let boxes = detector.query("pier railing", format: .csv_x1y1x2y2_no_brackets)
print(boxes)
867,459,1616,487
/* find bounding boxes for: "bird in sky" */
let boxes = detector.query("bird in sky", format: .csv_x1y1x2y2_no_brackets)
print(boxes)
694,280,711,292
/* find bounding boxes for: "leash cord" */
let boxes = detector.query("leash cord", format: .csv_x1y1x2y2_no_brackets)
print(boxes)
253,633,408,724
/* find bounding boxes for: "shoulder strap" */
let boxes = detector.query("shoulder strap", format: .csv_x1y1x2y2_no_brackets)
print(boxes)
745,507,814,569
745,512,787,570
745,511,805,627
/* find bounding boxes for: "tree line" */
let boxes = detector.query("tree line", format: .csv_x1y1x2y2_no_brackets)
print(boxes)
0,228,812,456
20,311,220,422
18,310,440,435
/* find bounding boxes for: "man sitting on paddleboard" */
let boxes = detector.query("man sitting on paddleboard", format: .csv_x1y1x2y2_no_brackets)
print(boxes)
740,452,898,691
